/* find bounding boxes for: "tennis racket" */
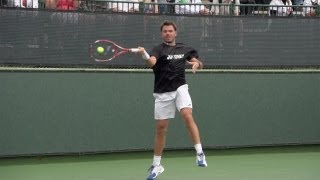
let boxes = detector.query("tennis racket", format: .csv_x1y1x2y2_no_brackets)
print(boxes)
89,40,139,62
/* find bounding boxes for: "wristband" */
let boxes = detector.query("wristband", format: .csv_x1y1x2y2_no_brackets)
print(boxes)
142,50,150,60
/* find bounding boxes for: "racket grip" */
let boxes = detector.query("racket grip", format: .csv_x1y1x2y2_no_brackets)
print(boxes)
130,48,139,53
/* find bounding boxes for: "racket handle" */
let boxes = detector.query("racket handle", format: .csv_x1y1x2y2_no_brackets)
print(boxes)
130,48,139,53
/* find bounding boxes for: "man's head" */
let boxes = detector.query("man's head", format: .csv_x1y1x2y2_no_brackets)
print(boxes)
160,20,177,45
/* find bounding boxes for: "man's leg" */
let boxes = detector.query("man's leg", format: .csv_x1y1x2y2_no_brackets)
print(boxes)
180,108,207,167
154,119,169,156
180,108,201,145
147,120,168,180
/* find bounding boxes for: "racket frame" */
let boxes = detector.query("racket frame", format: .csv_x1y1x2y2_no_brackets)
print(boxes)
90,39,139,62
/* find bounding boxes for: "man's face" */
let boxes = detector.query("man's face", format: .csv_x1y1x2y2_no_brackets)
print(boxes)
161,25,177,44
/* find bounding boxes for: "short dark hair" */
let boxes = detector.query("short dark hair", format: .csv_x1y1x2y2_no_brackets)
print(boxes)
160,20,177,32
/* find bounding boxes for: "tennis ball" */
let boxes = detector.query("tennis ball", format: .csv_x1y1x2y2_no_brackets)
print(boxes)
97,46,104,54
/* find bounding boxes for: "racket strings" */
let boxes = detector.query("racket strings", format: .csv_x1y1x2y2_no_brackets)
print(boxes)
92,42,117,61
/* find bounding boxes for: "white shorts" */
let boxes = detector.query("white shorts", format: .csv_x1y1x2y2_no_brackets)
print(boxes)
153,84,192,120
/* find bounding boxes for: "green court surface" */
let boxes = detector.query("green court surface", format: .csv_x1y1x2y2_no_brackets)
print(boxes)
0,145,319,180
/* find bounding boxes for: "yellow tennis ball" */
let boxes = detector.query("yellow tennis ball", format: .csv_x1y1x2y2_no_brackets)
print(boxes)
97,47,104,54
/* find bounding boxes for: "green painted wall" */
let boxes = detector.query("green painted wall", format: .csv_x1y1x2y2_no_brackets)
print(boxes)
1,71,320,156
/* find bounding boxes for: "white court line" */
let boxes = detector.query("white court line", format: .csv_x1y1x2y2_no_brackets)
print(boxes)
0,67,320,73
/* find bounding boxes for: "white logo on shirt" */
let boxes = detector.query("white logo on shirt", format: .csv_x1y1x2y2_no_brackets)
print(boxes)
167,54,184,60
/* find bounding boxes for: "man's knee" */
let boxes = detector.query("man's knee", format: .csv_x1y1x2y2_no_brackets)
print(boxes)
156,120,169,135
180,108,193,120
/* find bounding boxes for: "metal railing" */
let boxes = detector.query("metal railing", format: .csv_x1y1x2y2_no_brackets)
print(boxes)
0,0,319,17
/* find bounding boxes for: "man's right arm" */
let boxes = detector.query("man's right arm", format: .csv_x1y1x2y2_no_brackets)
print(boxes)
146,56,157,68
138,47,156,68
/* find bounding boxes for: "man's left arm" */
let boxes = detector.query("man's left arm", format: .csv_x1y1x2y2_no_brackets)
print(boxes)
187,57,203,73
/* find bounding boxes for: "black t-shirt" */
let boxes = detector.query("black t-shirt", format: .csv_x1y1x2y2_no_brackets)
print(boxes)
150,43,198,93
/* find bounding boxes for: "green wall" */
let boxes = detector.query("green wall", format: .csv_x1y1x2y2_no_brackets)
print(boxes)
1,71,320,156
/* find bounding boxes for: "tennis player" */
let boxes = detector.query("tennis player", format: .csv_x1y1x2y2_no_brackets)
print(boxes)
138,20,207,180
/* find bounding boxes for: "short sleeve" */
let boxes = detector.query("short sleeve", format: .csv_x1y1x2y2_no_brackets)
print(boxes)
150,46,160,59
186,49,199,61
